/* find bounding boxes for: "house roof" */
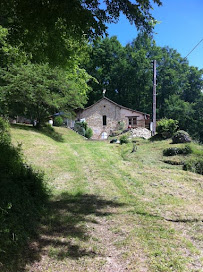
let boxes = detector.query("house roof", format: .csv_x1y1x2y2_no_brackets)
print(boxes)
83,97,150,116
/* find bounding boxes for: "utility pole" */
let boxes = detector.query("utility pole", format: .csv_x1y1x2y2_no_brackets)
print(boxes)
152,60,157,136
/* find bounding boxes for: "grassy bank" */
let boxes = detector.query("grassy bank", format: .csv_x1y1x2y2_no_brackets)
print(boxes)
8,124,203,272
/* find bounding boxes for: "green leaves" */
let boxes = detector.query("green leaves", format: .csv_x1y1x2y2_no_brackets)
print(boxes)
0,63,90,124
0,0,162,65
0,26,27,68
84,33,203,142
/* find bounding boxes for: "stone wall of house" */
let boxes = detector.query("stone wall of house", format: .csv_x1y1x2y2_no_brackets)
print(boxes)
78,99,147,140
78,99,121,139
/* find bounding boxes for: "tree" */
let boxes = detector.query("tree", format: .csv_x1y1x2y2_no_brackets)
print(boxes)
0,26,27,68
0,63,91,125
84,33,203,141
191,95,203,142
84,34,154,112
0,0,162,65
164,95,194,132
182,66,203,103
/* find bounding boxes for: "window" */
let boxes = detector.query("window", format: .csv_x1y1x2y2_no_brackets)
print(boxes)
128,117,137,127
103,115,107,126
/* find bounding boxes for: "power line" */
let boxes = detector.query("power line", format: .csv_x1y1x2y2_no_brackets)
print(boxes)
184,38,203,60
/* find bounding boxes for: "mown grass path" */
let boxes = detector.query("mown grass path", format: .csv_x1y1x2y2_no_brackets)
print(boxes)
11,125,203,272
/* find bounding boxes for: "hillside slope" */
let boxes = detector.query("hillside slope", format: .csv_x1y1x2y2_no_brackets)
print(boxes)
10,125,203,272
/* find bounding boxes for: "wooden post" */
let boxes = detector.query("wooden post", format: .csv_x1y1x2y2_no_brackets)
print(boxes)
152,60,157,136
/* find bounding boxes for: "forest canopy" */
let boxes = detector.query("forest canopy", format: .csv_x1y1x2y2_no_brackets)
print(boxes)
83,34,203,142
0,0,162,65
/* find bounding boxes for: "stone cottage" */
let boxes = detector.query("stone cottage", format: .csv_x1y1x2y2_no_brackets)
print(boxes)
77,97,150,140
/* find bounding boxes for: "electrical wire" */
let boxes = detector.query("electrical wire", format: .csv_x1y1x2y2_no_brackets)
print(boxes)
184,38,203,60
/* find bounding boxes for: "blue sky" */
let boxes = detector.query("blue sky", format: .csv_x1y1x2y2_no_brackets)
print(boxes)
106,0,203,70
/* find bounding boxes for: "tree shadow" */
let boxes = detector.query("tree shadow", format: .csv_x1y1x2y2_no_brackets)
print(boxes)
8,193,125,271
11,123,64,142
134,210,202,223
149,134,165,142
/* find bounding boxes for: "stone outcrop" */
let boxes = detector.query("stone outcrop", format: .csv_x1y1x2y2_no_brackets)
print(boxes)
130,127,151,139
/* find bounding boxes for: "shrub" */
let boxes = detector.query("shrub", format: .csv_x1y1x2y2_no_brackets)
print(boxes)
183,158,203,175
74,121,92,139
0,117,11,143
163,145,192,156
74,122,86,136
54,116,64,127
157,118,178,139
172,130,191,144
80,121,88,130
120,135,129,145
85,127,93,139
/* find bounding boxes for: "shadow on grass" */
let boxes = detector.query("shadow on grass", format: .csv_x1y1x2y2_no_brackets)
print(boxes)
134,210,202,223
8,193,125,271
11,123,64,142
149,134,165,142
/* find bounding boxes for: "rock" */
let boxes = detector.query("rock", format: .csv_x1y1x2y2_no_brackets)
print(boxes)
131,127,151,139
172,130,191,144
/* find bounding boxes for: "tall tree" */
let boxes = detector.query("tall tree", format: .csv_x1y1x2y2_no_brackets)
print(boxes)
0,63,92,124
0,26,27,68
84,34,203,141
0,0,162,65
192,95,203,142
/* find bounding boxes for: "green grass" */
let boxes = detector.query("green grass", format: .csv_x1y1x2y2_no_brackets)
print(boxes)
8,124,203,272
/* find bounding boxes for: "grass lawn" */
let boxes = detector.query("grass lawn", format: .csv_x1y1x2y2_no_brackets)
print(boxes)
9,124,203,272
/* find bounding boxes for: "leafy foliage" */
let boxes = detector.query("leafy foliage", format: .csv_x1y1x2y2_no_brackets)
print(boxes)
54,116,64,127
0,63,90,125
183,158,203,175
156,119,178,139
85,127,93,139
74,121,93,139
0,26,27,68
84,34,203,142
0,117,10,143
120,135,129,144
0,0,162,65
163,145,192,156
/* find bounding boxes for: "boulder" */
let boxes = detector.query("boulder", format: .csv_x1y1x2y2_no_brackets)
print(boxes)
172,130,191,144
131,128,151,139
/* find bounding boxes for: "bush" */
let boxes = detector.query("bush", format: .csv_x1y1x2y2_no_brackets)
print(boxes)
157,118,178,139
85,127,93,139
172,130,191,144
0,117,11,143
163,145,192,156
74,122,86,136
120,135,129,145
74,121,93,139
54,116,64,127
183,158,203,175
0,119,48,267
